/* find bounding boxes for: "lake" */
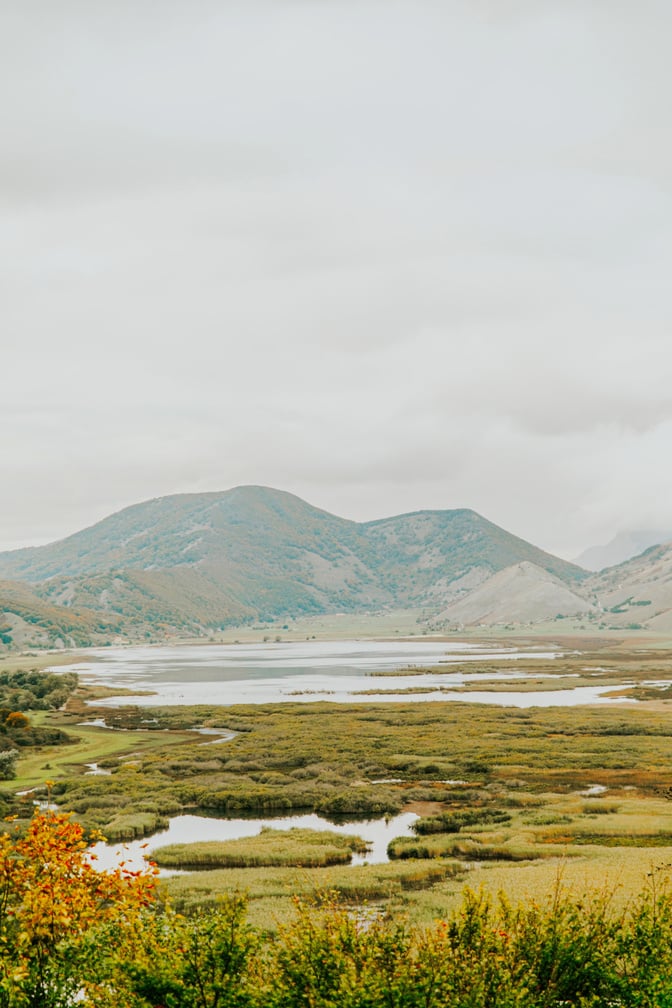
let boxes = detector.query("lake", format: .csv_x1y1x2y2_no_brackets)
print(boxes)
54,639,630,707
89,810,420,874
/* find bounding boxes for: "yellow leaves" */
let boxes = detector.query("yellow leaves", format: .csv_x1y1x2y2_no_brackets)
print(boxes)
0,808,158,957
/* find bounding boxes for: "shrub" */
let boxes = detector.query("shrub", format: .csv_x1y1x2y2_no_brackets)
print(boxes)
0,808,157,1006
0,749,19,780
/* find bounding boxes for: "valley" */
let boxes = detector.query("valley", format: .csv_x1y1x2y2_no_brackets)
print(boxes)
4,633,672,929
3,488,672,937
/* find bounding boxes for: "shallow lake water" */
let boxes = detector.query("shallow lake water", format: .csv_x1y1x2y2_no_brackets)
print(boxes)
89,810,420,874
49,639,628,708
61,640,633,873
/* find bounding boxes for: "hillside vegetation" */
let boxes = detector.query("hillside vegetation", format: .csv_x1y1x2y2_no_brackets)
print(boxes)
0,579,118,649
5,485,672,640
0,486,586,643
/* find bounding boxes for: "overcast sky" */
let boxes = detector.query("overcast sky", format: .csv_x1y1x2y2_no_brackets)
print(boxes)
2,1,672,560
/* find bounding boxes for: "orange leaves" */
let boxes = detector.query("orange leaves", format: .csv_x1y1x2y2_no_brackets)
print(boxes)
0,808,158,960
0,809,157,1004
4,712,29,730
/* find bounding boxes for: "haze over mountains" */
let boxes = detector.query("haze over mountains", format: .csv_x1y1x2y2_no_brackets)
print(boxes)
0,485,671,648
575,529,672,571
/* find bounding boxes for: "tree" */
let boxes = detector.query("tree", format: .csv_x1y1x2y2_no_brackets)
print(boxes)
0,806,158,1007
4,713,29,730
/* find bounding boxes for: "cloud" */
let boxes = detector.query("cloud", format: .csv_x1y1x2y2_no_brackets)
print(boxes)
2,1,672,558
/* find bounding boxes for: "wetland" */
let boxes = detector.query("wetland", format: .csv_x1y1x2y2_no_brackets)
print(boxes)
5,633,672,926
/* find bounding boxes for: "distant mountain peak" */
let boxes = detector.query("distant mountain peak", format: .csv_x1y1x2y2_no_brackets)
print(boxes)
575,529,672,571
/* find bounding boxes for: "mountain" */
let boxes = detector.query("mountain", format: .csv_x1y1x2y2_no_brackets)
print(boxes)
438,562,596,627
0,580,118,650
575,529,672,571
431,542,672,632
584,542,672,631
0,486,585,640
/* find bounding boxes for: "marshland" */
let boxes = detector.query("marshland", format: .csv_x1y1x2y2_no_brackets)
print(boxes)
3,633,672,929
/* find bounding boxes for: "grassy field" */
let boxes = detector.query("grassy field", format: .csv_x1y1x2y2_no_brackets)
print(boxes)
163,857,462,927
10,710,203,796
202,608,429,642
4,634,672,922
0,650,89,676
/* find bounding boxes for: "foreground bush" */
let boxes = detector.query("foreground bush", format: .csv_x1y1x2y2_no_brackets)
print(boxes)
5,811,672,1005
78,895,257,1008
79,882,672,1008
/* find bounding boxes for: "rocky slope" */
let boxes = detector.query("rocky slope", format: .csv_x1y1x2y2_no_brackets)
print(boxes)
584,542,672,631
438,562,596,626
435,542,672,631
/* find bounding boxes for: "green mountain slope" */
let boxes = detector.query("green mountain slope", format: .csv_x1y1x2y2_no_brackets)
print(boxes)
0,486,586,636
0,579,118,649
362,509,583,605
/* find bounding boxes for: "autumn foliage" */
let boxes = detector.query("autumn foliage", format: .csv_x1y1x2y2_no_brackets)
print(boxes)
0,807,157,1007
5,810,672,1006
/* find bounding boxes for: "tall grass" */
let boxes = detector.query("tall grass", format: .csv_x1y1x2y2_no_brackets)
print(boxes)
163,858,462,917
152,827,369,869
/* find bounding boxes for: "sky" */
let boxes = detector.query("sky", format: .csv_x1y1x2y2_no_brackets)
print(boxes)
3,1,672,560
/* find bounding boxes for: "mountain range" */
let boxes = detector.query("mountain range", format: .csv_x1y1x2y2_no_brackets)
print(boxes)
1,485,671,647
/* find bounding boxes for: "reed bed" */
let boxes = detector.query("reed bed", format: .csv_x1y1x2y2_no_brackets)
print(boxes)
152,827,369,869
163,858,463,917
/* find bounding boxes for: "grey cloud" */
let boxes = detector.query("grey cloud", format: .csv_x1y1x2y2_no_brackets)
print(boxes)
3,1,672,557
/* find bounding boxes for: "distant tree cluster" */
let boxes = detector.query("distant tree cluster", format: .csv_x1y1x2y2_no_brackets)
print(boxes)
0,711,73,757
0,669,78,712
0,671,78,761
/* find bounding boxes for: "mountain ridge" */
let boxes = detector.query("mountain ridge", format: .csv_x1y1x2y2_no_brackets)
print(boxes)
433,543,672,632
0,485,586,644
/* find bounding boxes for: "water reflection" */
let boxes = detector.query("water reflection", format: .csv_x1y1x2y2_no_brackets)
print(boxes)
89,811,420,874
